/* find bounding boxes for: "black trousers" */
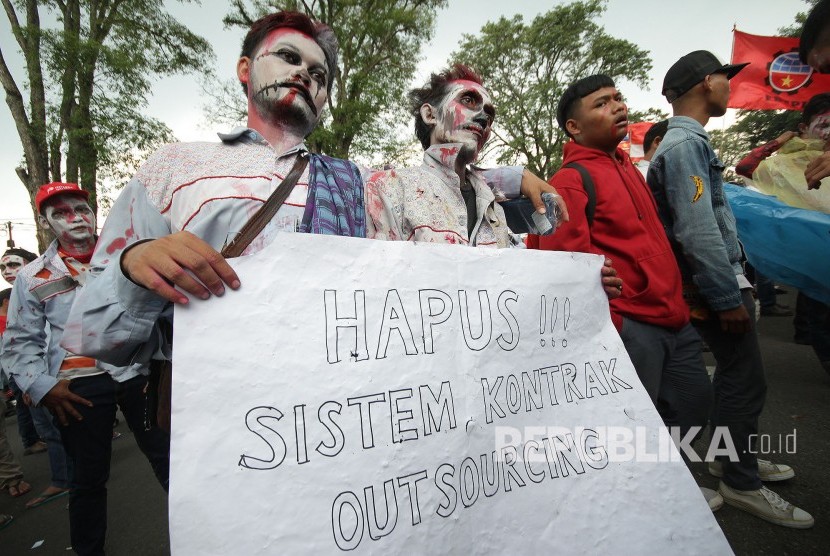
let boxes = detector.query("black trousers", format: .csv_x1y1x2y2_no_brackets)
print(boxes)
693,289,767,491
59,373,170,556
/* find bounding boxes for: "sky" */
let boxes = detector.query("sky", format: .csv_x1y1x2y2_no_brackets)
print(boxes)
0,0,809,252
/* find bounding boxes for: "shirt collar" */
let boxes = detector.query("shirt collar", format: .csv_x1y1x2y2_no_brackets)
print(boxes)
669,116,709,140
217,127,309,159
423,143,471,182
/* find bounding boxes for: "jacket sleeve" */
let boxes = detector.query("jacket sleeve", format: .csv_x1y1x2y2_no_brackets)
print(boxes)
61,177,172,366
735,140,782,179
1,277,58,405
364,170,406,241
479,166,523,198
525,170,597,255
656,139,742,311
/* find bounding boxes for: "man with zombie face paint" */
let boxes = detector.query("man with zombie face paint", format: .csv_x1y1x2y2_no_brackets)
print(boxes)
367,64,514,247
1,247,49,458
62,12,557,368
1,248,37,285
0,182,170,554
365,64,622,297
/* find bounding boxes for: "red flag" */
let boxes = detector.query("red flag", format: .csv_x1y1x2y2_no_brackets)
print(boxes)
729,30,830,111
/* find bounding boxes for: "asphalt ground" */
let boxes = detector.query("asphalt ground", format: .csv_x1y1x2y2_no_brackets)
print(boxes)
0,289,827,555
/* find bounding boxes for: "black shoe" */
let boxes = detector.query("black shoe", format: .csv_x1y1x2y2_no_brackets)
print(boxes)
760,304,793,317
794,336,812,345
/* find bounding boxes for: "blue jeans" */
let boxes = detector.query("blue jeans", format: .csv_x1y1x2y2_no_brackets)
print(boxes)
29,404,71,489
754,270,776,309
59,373,170,556
9,378,42,448
693,289,767,491
620,319,712,438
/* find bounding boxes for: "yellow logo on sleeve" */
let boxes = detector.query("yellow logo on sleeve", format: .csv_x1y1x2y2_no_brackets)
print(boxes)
691,176,704,202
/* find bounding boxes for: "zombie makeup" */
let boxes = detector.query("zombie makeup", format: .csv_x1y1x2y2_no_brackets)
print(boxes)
248,28,329,132
806,111,830,142
1,255,26,284
429,80,495,161
41,195,96,248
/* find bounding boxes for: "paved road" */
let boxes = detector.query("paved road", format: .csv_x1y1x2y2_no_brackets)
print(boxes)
0,289,827,555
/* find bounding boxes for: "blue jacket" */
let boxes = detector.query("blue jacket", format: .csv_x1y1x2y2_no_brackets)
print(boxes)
646,116,744,312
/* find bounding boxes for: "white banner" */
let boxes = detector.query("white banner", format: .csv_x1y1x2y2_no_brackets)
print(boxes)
170,233,730,554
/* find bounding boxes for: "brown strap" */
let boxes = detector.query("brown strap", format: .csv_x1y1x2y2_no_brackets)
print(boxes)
220,154,310,258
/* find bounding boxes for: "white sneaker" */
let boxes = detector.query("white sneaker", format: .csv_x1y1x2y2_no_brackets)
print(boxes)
701,487,723,511
708,459,795,482
719,482,814,529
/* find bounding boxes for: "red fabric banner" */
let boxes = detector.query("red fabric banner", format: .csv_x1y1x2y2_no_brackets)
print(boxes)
729,30,830,111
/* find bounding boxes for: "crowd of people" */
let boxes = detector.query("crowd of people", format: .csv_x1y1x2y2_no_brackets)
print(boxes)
1,0,829,553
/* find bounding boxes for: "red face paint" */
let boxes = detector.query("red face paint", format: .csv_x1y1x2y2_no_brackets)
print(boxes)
247,28,329,128
431,80,495,160
42,195,96,248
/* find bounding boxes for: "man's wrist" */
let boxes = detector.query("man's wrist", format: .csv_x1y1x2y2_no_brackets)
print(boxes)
119,238,155,287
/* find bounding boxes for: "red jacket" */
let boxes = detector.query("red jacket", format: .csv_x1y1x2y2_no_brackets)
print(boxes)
527,141,689,331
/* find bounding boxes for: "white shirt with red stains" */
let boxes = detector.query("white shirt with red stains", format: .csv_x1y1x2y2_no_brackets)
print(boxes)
366,143,518,248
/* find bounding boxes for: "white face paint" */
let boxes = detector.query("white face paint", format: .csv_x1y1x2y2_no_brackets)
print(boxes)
806,111,830,142
248,28,329,135
41,194,96,246
1,254,26,284
428,79,495,161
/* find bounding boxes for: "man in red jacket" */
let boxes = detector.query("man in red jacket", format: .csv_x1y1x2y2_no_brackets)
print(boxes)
526,75,712,474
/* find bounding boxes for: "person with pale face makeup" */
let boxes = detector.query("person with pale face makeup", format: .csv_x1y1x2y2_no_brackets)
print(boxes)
366,65,622,297
244,28,329,139
367,65,508,247
0,247,48,459
736,92,830,202
648,52,813,529
733,92,830,380
1,182,171,553
423,78,495,169
1,248,36,285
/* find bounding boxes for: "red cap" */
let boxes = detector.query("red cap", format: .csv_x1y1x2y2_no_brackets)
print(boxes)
35,182,89,213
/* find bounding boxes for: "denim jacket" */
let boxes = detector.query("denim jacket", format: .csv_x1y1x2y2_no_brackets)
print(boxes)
647,116,743,312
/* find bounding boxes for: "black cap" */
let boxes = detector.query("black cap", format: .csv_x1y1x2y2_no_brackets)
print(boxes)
662,50,749,102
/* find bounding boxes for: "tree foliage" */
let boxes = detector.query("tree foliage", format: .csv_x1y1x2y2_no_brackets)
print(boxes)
220,0,445,166
629,107,669,124
0,0,212,250
777,0,818,37
449,0,652,178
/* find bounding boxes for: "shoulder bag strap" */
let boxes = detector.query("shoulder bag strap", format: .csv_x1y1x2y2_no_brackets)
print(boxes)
221,153,310,258
564,162,596,227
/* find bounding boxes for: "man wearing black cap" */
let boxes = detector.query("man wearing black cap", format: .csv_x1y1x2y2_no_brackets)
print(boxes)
647,51,813,529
